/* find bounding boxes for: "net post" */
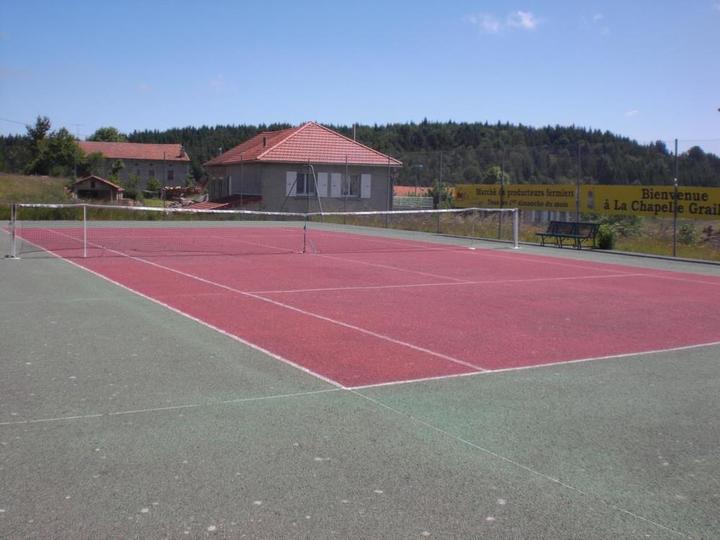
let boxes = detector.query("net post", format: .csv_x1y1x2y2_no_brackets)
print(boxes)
8,203,19,259
302,214,308,254
512,208,520,249
83,204,87,258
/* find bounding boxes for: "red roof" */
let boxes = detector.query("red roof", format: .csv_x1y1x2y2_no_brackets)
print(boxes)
78,141,190,162
72,175,124,191
204,122,402,167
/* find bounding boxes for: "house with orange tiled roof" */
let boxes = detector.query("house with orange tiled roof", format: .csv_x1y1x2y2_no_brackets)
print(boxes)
78,141,191,190
203,122,402,211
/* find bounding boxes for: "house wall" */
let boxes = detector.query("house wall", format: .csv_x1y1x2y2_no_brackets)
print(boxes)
97,158,190,190
207,162,396,212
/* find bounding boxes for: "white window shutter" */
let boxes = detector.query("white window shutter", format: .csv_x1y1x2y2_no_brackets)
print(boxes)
317,172,329,197
360,174,372,199
286,171,296,196
330,173,342,198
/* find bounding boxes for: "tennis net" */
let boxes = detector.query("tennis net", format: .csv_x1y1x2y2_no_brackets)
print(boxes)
6,203,519,259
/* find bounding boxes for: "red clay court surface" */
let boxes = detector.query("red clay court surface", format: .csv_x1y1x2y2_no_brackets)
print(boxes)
16,225,720,388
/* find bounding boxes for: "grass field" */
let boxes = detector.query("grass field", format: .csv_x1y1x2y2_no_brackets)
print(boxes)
0,173,71,203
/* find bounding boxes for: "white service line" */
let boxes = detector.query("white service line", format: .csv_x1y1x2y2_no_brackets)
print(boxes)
315,252,471,282
250,272,650,295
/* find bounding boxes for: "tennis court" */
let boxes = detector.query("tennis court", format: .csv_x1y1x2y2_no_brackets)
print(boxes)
2,207,720,538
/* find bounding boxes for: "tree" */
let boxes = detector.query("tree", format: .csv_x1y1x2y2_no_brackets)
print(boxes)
146,177,161,194
184,168,196,187
77,152,105,177
110,159,125,180
89,127,127,142
25,127,83,177
26,116,51,146
428,181,454,208
122,174,140,200
462,166,481,182
482,165,510,184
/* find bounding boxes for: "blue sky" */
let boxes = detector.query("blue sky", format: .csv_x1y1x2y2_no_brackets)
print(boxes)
1,0,719,153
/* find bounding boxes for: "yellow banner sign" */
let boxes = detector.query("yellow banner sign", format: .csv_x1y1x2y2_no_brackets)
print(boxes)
583,185,720,219
455,184,577,211
455,184,720,219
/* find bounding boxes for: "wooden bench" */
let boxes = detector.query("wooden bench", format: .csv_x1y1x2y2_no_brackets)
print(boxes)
536,221,599,249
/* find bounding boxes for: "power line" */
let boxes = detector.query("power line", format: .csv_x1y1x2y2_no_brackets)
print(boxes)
0,116,30,126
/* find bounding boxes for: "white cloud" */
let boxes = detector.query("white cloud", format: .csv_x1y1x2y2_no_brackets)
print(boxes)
507,10,539,30
467,10,541,34
467,14,501,34
714,2,720,11
625,109,639,117
592,13,604,22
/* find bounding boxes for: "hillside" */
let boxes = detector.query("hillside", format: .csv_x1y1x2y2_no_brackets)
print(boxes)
127,121,720,187
0,173,71,203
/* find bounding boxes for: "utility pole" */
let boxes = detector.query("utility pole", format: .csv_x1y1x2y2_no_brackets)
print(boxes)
672,139,678,257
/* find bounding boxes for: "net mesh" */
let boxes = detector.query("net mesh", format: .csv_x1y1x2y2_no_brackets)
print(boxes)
8,203,519,259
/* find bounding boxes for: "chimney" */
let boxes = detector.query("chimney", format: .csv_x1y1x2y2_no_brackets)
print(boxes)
263,137,267,148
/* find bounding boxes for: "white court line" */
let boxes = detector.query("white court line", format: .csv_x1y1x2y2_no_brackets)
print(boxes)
0,388,341,427
633,272,720,287
45,229,488,374
1,296,119,305
350,390,691,538
349,340,720,390
250,272,649,295
315,252,471,282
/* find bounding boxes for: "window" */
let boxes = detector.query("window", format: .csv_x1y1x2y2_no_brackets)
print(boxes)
148,166,155,180
167,167,174,181
295,172,316,196
342,174,361,197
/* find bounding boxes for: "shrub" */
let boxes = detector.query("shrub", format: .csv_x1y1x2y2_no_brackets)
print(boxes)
146,177,161,194
678,223,697,245
596,223,615,249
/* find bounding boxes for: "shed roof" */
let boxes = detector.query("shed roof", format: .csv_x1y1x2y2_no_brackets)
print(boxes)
204,122,402,167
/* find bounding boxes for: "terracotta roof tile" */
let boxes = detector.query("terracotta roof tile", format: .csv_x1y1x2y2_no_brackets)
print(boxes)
204,122,402,167
78,141,190,162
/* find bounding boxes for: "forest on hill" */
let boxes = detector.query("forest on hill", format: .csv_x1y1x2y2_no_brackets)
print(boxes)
2,120,719,187
126,121,720,188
